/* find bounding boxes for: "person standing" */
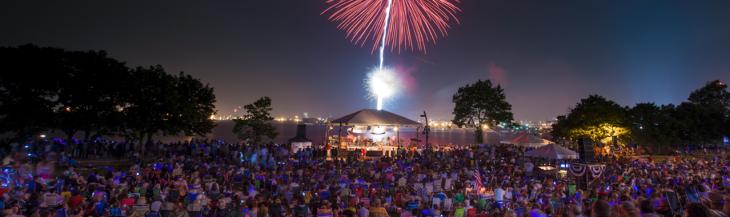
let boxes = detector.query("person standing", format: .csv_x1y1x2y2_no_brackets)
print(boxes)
269,198,283,217
358,203,370,217
454,203,465,217
369,200,389,217
495,186,505,208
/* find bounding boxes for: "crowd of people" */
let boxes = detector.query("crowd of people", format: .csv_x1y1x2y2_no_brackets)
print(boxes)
2,138,730,217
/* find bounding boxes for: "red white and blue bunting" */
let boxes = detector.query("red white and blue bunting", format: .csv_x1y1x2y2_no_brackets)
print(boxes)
569,164,586,176
569,163,605,178
588,164,606,178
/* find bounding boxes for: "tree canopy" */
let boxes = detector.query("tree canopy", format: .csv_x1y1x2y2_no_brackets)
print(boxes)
551,95,630,145
0,44,217,146
552,80,730,152
452,80,513,143
232,97,278,144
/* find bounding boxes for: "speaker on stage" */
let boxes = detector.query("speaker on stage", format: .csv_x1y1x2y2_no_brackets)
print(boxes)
578,138,594,163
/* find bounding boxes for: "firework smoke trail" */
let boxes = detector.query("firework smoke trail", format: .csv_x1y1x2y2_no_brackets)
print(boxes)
379,0,393,71
376,0,393,110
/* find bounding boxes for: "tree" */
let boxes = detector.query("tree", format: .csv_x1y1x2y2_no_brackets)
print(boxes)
452,80,514,143
119,65,177,147
627,103,681,153
165,73,217,137
0,45,133,142
674,102,725,146
53,49,129,141
688,80,729,108
550,115,570,141
0,45,67,141
682,80,729,145
233,97,278,144
551,95,630,145
120,66,217,149
0,44,217,151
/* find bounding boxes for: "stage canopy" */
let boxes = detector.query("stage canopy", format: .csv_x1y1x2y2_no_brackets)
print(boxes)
330,109,421,126
500,132,553,148
523,143,579,160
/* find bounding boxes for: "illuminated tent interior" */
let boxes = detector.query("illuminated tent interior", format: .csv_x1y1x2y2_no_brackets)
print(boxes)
329,109,422,156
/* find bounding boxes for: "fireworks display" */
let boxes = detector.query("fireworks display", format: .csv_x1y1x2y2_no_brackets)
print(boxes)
323,0,461,53
323,0,461,110
367,68,401,110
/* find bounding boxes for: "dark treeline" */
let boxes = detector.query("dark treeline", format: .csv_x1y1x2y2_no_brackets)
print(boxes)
552,80,730,153
0,44,216,150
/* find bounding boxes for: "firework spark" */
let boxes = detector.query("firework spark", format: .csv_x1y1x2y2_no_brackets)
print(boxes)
323,0,461,53
367,67,400,110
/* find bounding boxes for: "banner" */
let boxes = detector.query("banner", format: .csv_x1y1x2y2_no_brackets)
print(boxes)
588,164,606,178
569,164,586,176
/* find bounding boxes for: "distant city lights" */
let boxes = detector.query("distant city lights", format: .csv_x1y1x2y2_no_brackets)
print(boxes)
208,111,554,133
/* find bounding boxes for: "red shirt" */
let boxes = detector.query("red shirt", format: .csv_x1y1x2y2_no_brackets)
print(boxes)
69,195,84,209
467,207,477,217
121,197,136,207
0,187,7,197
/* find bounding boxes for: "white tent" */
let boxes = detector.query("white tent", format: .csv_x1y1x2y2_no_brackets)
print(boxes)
523,144,579,160
330,109,421,126
500,132,553,148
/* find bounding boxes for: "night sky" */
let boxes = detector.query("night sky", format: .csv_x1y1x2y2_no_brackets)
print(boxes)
2,0,729,121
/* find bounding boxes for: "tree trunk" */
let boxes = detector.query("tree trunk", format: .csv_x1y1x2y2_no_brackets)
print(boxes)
474,127,484,144
63,129,76,155
136,132,145,154
83,129,93,142
142,132,154,158
64,129,76,143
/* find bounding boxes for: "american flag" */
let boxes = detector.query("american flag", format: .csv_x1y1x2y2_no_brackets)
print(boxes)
474,169,483,194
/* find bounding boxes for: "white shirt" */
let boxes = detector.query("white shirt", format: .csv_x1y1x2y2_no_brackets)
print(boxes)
358,207,370,217
504,188,513,201
443,198,453,211
495,187,505,202
444,178,452,190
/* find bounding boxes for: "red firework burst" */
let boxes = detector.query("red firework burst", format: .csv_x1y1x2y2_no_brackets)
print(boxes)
322,0,461,53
